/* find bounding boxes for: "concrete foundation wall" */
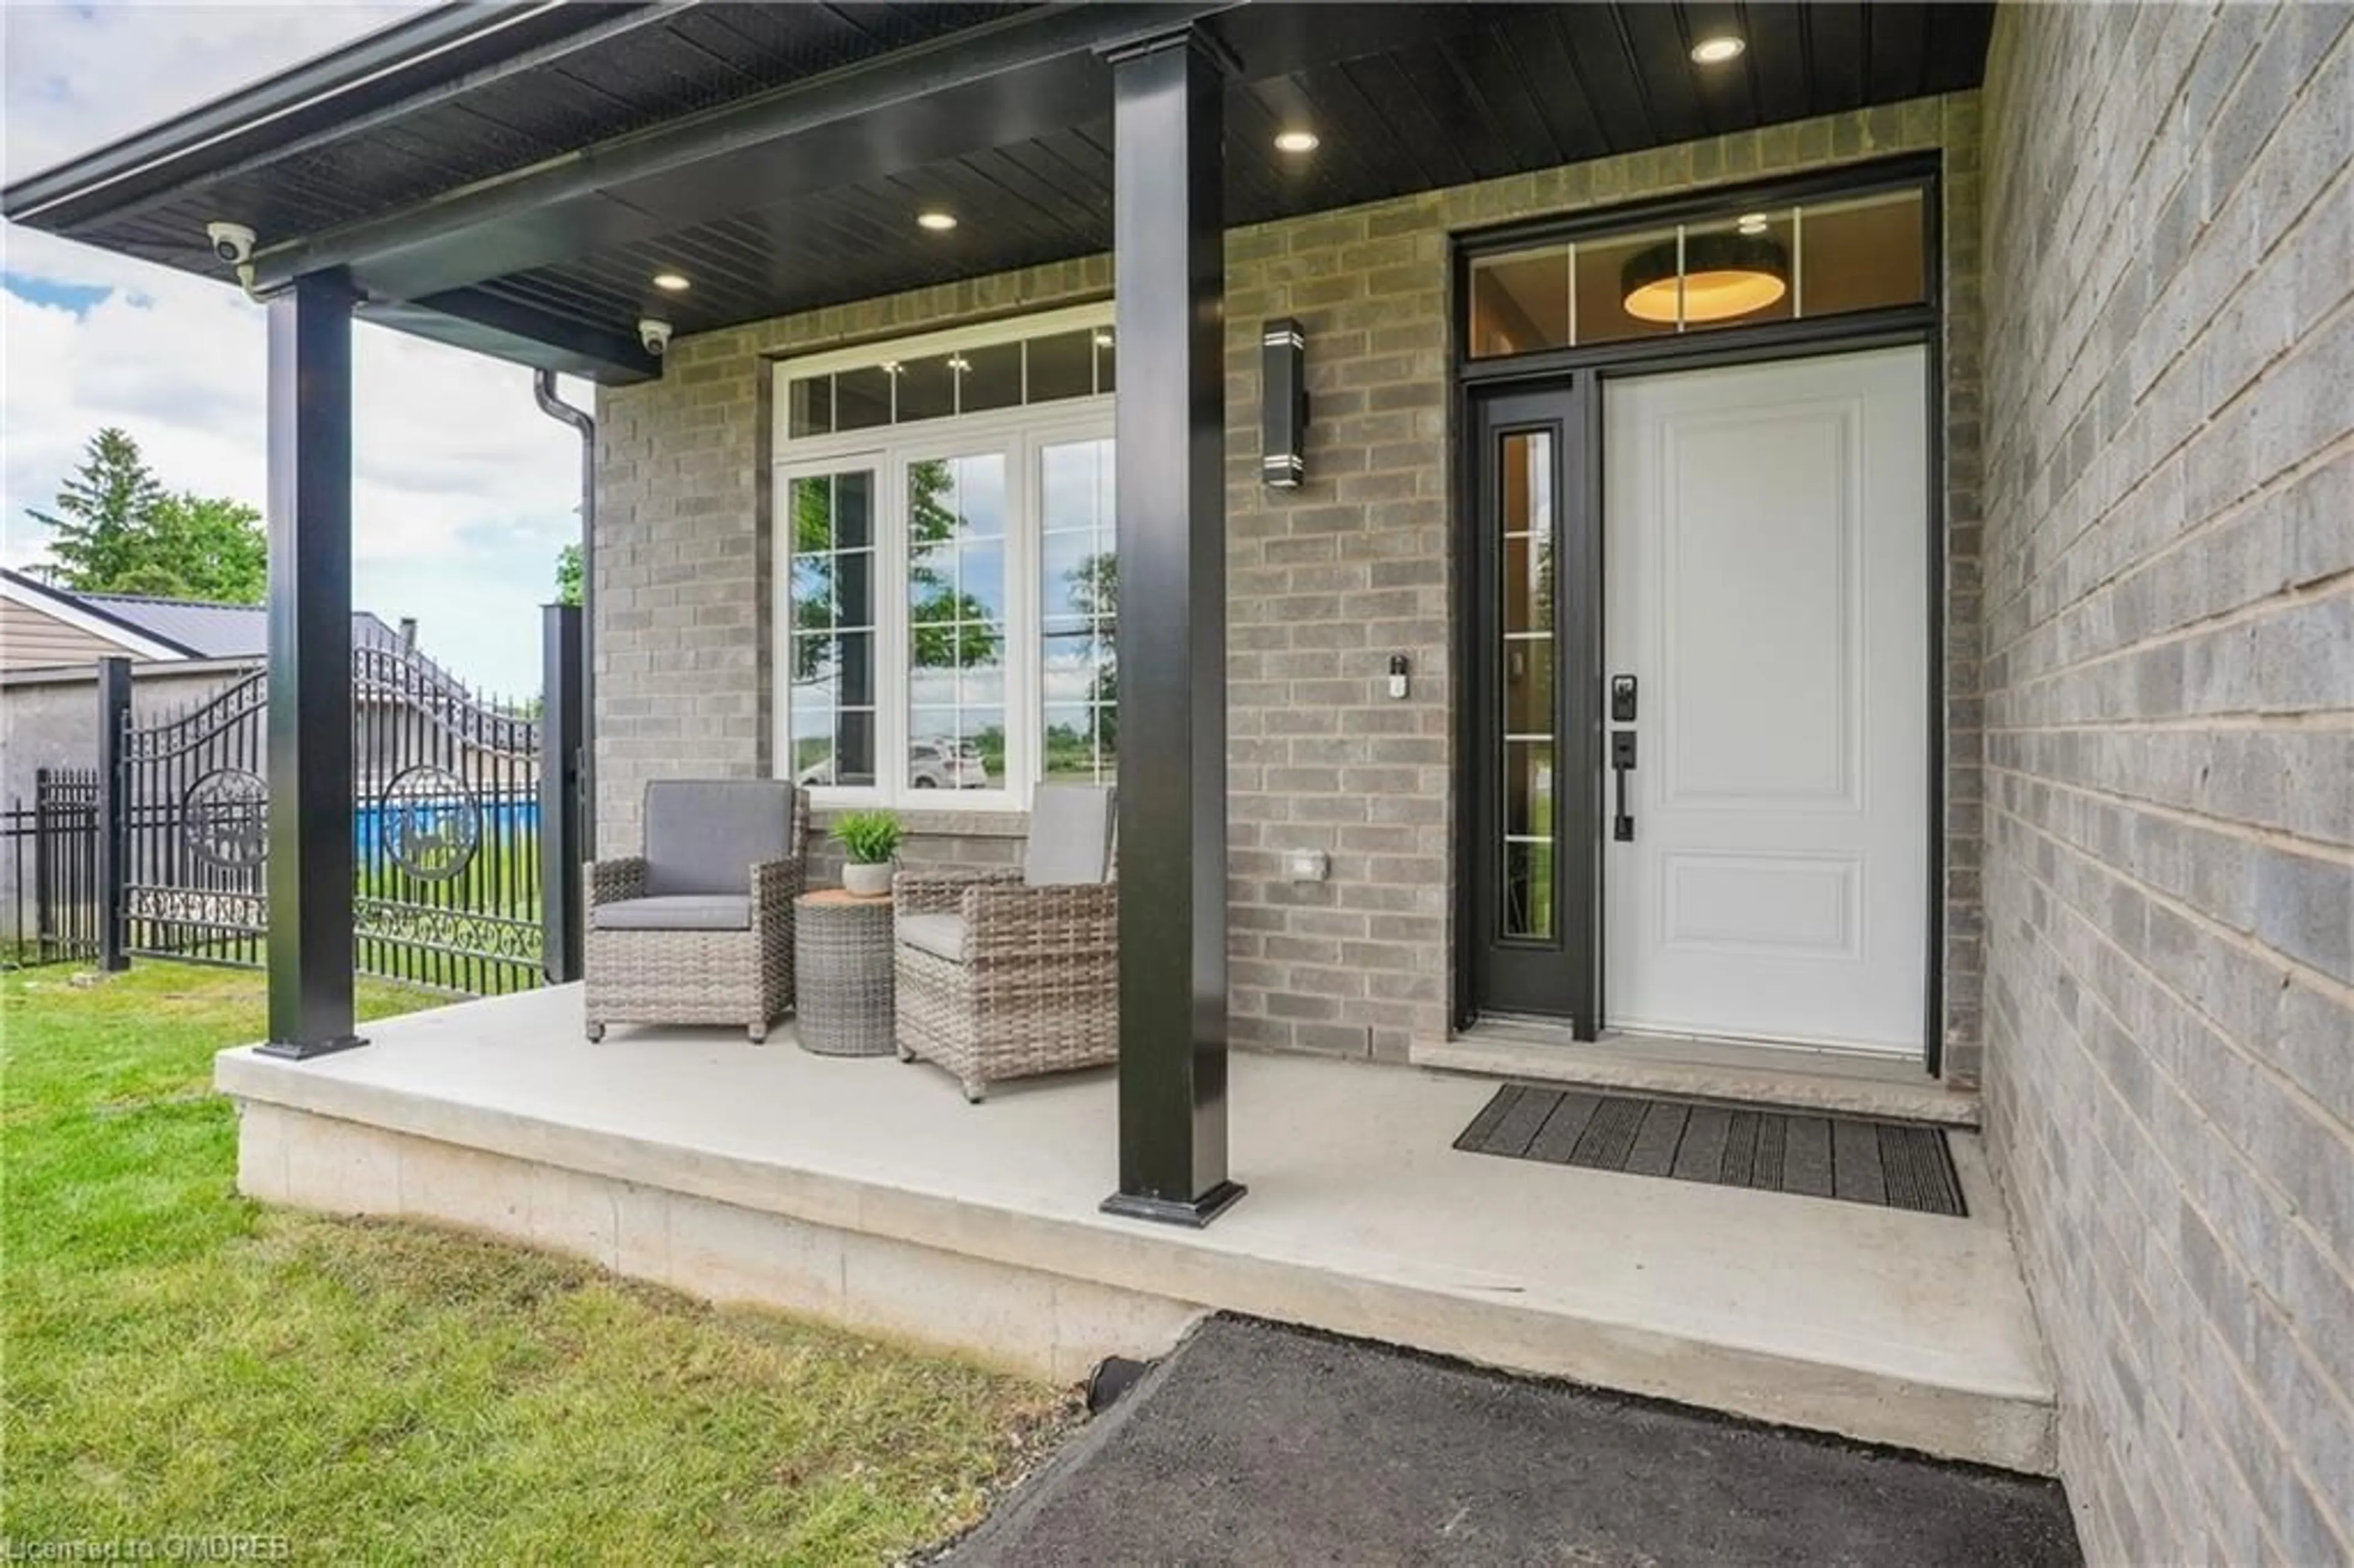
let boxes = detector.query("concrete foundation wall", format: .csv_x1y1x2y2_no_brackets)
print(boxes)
1979,6,2353,1561
595,95,1987,1071
234,1099,1202,1383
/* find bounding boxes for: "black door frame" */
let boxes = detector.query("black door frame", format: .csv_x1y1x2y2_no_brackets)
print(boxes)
1464,379,1601,1030
1448,154,1948,1073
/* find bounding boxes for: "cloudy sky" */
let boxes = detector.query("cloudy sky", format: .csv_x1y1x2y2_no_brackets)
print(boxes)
3,2,587,696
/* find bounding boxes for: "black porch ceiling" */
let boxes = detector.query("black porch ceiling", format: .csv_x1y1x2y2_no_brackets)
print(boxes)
5,2,1993,382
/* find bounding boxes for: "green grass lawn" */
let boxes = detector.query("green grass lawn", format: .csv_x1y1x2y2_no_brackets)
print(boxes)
1,964,1071,1564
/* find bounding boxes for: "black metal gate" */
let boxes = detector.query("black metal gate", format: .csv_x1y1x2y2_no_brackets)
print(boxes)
115,643,546,994
349,642,543,994
121,672,270,967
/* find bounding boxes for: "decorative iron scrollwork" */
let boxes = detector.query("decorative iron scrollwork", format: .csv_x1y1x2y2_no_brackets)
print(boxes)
381,766,482,881
355,899,540,961
381,767,482,880
126,886,267,932
183,769,269,871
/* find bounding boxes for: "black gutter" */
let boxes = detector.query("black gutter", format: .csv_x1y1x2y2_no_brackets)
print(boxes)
1,2,636,229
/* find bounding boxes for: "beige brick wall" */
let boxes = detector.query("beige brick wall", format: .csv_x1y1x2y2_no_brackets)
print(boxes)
596,94,1987,1070
1981,4,2353,1561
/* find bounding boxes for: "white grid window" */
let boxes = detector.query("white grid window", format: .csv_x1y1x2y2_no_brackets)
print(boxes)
773,305,1117,811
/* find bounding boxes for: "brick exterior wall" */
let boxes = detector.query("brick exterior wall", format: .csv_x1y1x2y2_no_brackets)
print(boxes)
1979,6,2353,1562
595,94,1986,1070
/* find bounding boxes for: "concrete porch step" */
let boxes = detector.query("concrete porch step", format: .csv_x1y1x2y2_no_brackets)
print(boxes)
1421,1021,1983,1127
218,985,2056,1475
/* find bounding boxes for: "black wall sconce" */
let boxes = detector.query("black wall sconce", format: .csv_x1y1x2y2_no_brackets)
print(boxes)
1260,317,1307,488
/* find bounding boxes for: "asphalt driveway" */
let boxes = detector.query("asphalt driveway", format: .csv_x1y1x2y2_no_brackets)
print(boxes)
950,1315,2080,1567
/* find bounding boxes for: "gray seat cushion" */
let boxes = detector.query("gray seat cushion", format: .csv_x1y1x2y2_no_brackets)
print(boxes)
1023,783,1115,886
593,894,752,932
642,778,796,895
896,911,967,962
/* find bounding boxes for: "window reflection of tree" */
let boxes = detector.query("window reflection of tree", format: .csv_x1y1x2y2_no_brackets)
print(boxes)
1045,550,1118,780
905,458,1005,672
789,463,1001,677
788,454,1122,790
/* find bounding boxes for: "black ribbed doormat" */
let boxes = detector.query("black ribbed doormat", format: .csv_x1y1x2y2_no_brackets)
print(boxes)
1455,1085,1967,1217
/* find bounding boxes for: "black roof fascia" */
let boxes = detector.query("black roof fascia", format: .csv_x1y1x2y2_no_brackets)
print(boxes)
1,2,644,229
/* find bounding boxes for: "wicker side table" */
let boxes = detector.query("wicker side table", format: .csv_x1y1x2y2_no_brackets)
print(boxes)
793,890,895,1057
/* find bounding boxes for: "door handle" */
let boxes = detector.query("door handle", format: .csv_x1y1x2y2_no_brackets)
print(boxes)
1610,729,1636,842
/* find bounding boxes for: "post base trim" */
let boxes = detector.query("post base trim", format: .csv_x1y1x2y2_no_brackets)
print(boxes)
255,1033,370,1062
1100,1180,1247,1228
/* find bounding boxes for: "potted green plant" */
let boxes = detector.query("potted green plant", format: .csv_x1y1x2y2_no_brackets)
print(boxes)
831,809,902,897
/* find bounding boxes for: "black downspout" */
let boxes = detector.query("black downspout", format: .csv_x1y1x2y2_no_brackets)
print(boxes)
533,370,595,862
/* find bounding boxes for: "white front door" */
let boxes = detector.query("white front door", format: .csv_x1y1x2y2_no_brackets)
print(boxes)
1602,347,1928,1056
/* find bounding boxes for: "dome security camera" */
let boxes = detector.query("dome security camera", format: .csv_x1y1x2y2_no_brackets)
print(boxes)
638,318,673,356
205,221,257,267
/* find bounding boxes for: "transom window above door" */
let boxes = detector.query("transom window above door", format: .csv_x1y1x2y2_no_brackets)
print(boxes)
1466,180,1930,359
773,304,1116,811
785,312,1116,437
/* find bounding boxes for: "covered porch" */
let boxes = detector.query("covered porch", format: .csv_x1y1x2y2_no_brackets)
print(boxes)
0,0,2007,1231
218,984,2054,1474
41,0,2050,1479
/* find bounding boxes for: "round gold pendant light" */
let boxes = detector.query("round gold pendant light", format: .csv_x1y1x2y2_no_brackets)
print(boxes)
1621,232,1790,324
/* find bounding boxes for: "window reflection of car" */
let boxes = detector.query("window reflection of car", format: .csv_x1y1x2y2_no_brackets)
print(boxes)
910,739,989,789
795,741,989,790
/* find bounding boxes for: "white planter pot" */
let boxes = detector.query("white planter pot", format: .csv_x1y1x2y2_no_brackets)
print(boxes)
842,860,894,898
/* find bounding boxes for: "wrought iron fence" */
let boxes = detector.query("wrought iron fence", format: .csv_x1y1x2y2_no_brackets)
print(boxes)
6,641,558,997
1,769,102,968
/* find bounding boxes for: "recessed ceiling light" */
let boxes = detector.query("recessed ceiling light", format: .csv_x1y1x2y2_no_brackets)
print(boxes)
1273,129,1319,154
1690,34,1745,64
916,210,958,232
651,272,691,291
1736,213,1770,235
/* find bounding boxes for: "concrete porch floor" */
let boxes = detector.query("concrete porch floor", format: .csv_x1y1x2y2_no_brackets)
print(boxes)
217,984,2056,1474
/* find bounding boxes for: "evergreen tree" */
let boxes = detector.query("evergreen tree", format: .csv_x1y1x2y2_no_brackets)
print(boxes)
25,428,164,590
25,429,267,603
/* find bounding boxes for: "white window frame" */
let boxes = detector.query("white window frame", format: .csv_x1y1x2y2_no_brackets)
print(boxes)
771,304,1117,813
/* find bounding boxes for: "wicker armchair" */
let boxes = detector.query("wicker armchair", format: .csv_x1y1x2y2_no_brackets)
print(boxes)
584,780,807,1043
893,783,1116,1102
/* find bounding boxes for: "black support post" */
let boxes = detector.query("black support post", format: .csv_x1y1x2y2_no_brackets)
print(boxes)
93,655,131,972
258,272,364,1059
539,603,586,984
1100,25,1243,1228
